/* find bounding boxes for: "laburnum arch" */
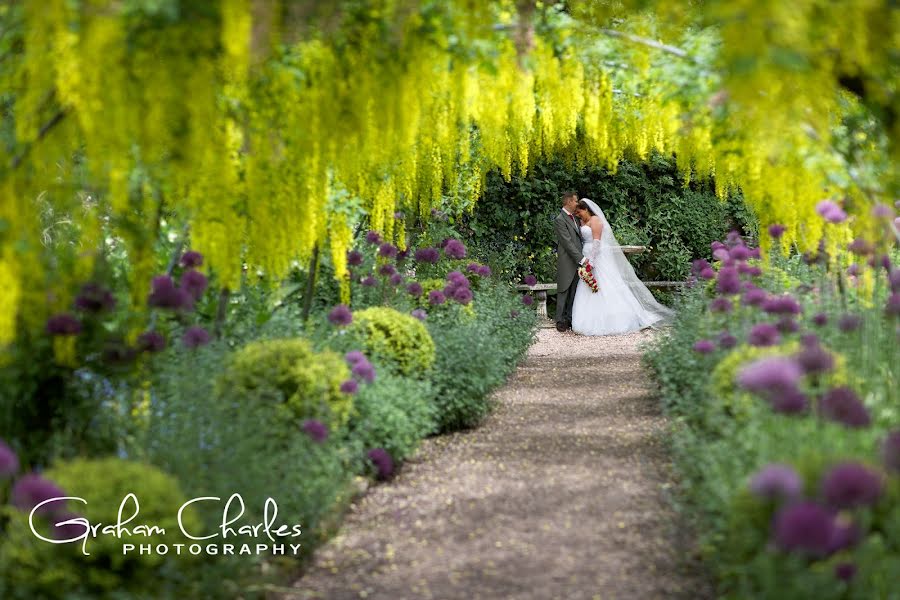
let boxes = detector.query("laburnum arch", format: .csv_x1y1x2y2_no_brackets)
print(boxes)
1,0,896,347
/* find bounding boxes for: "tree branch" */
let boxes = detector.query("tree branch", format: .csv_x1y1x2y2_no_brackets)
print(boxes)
10,109,67,169
597,28,696,63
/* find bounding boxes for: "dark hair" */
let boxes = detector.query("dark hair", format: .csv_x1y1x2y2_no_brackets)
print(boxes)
561,191,578,206
576,200,595,216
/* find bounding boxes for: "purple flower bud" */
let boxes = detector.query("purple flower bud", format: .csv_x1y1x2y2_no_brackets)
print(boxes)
838,314,861,332
848,238,873,256
148,275,192,310
773,502,835,556
713,248,731,262
411,309,427,321
716,267,741,295
46,313,82,336
74,283,116,313
406,282,423,298
730,245,751,261
379,264,397,277
768,224,786,239
522,295,534,306
847,263,860,276
711,241,726,252
345,350,366,365
137,331,166,353
885,293,900,317
871,203,893,218
882,431,900,473
378,243,398,258
414,248,440,264
709,298,733,313
181,270,208,300
749,464,802,500
428,290,446,306
478,265,492,277
819,387,870,428
737,357,802,394
812,312,828,326
11,474,66,515
50,511,87,541
718,332,737,349
795,342,834,375
393,211,405,220
691,259,711,275
328,304,353,326
182,326,210,349
443,239,467,260
816,200,847,223
452,287,473,305
367,448,394,480
180,251,204,268
889,269,900,293
821,462,882,509
762,295,802,315
742,287,768,307
302,419,329,443
693,340,716,354
770,387,809,414
339,380,359,395
524,275,538,286
365,231,382,244
748,323,781,347
389,273,404,286
776,318,799,334
699,267,716,280
347,250,364,266
0,439,19,478
361,276,378,287
351,360,376,383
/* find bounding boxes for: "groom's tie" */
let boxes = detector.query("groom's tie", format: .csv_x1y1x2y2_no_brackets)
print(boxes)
570,213,577,226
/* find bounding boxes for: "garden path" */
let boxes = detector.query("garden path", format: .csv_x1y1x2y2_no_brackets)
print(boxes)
288,329,711,600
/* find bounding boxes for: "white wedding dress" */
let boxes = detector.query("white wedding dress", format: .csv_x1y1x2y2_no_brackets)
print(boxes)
571,203,674,335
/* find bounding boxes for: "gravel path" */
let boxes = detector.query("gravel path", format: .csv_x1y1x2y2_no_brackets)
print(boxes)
288,329,711,600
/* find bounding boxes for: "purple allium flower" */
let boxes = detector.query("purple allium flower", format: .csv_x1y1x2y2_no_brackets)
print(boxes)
881,431,900,473
816,200,848,223
328,304,353,326
827,519,861,554
467,262,482,274
889,269,900,293
361,276,378,287
340,379,359,395
847,263,860,276
718,332,738,349
365,231,382,244
0,439,19,478
443,239,467,259
821,463,883,509
452,287,473,305
478,265,492,277
302,419,329,443
838,314,861,332
347,250,364,266
730,245,751,261
180,251,204,268
812,313,828,326
895,216,900,230
749,464,802,500
367,448,394,480
770,387,809,414
848,238,873,256
379,264,397,277
768,224,786,239
713,248,731,262
428,290,446,306
872,203,893,218
776,318,799,334
726,230,743,246
885,293,900,317
691,259,711,275
46,313,82,336
773,502,835,556
710,297,733,313
795,342,834,375
742,287,768,307
737,357,802,393
711,241,726,252
447,271,470,287
181,270,208,300
351,359,376,383
389,273,404,286
747,265,763,276
411,309,427,321
522,295,534,306
345,350,366,365
11,474,66,515
693,340,716,354
699,267,716,280
414,247,440,264
819,387,871,428
74,282,116,313
182,326,210,349
148,275,192,310
763,296,802,315
716,267,741,295
835,563,857,582
406,282,423,297
748,323,781,347
524,275,538,286
137,331,166,353
50,511,87,541
378,243,398,259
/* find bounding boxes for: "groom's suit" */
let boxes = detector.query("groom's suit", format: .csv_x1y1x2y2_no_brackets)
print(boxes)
554,208,585,327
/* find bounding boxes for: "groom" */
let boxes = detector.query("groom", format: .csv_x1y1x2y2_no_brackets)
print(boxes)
554,191,586,332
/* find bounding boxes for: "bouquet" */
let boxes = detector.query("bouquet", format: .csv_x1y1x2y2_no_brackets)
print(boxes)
578,261,599,293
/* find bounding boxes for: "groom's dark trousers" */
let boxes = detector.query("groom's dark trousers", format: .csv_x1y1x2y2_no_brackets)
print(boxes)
554,208,585,328
556,272,580,326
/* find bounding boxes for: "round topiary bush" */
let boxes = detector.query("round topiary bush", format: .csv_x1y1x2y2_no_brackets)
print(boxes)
350,307,436,376
0,457,202,599
218,338,352,428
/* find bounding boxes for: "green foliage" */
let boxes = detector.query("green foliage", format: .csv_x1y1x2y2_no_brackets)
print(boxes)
349,307,436,376
344,372,435,462
0,457,202,599
464,154,757,283
217,338,353,428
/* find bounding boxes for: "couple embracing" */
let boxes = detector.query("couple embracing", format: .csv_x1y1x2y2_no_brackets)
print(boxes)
554,191,673,336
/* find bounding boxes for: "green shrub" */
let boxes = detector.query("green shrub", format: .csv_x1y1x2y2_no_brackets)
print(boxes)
350,307,436,376
0,457,202,599
217,338,352,427
345,372,435,462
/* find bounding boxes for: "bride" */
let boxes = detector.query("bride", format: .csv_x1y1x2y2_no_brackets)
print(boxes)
570,198,674,335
